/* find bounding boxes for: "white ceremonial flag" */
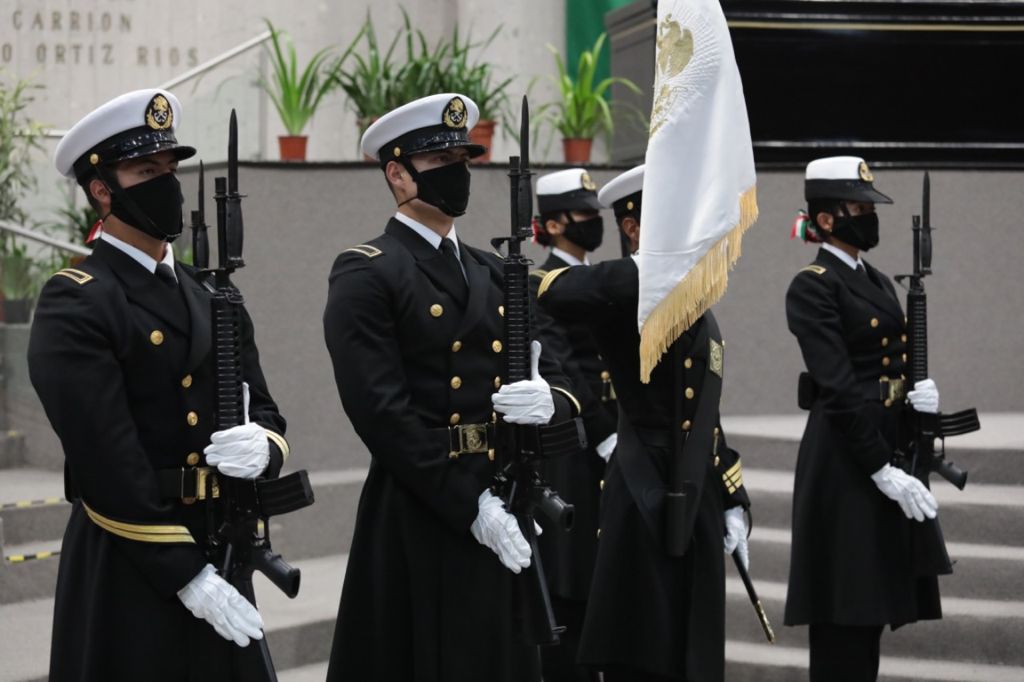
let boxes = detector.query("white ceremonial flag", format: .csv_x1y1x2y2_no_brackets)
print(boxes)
637,0,758,382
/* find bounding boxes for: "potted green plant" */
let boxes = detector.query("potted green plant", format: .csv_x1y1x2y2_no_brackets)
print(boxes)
259,19,339,161
540,33,641,164
436,24,513,163
330,9,449,159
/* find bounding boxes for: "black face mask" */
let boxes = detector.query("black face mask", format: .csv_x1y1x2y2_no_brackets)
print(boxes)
109,172,184,242
402,159,472,217
831,210,879,251
563,213,604,252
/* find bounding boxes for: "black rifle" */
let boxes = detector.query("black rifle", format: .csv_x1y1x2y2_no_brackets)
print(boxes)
197,110,315,681
894,172,979,490
490,96,586,646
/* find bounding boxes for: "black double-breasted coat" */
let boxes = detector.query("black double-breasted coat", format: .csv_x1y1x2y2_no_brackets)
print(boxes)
28,239,288,682
784,247,950,629
323,219,579,682
528,252,615,604
538,257,750,681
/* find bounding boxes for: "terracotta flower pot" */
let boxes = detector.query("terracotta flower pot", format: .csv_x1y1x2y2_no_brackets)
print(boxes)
278,135,308,162
468,119,496,163
562,137,593,164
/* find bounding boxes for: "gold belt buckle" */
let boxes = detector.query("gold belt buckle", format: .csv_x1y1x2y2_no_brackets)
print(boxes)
879,377,906,404
183,467,220,504
457,424,489,454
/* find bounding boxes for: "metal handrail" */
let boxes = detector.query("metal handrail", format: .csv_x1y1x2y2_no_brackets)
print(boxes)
0,220,91,257
41,30,273,139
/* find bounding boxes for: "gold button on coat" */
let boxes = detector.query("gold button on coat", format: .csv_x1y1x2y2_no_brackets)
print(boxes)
186,411,199,426
492,340,503,353
451,340,462,352
714,455,720,467
494,376,501,389
901,334,908,342
884,399,893,408
684,358,693,369
450,377,462,390
600,479,605,491
881,338,889,347
186,452,200,466
181,374,193,388
902,353,908,362
685,387,695,399
430,304,443,317
450,413,461,425
596,529,601,539
498,305,505,317
882,357,891,367
150,330,164,345
870,318,879,328
681,420,692,431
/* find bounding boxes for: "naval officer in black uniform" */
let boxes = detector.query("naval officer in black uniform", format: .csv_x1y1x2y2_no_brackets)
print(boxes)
528,167,616,682
784,156,947,681
29,89,290,681
323,93,581,682
538,165,751,682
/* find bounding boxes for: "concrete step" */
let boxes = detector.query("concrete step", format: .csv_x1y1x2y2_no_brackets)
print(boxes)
727,433,1024,486
725,640,1024,682
725,575,1024,667
748,527,1024,602
0,432,26,469
0,553,348,682
745,468,1024,545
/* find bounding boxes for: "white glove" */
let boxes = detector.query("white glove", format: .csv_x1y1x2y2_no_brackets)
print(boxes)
596,433,617,463
177,563,264,647
871,464,938,522
204,383,270,479
491,340,555,425
907,378,939,414
723,506,749,571
470,490,532,573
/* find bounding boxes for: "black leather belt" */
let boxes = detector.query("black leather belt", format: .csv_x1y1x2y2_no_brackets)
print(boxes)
428,418,587,461
157,466,220,504
429,423,496,460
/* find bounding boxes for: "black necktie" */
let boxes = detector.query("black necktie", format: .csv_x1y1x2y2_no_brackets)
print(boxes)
155,263,178,288
439,239,469,299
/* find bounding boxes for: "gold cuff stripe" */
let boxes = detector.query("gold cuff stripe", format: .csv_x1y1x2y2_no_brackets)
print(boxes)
536,267,570,298
342,244,382,258
53,268,94,285
83,502,195,544
551,386,582,416
723,462,742,478
265,429,290,462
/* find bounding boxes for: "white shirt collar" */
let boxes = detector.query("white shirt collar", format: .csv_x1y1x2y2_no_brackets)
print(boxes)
821,242,863,271
551,247,589,267
394,212,460,258
100,231,176,280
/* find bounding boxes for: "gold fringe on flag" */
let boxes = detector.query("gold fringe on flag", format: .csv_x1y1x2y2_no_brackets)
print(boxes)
639,185,759,382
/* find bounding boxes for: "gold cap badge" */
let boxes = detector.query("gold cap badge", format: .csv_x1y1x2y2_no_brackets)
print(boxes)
145,94,173,131
442,97,468,129
859,161,874,182
581,171,596,191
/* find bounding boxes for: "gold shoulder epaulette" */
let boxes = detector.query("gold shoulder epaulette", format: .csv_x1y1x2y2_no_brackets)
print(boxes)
52,268,95,285
799,265,826,276
342,244,383,259
529,269,549,279
537,267,570,298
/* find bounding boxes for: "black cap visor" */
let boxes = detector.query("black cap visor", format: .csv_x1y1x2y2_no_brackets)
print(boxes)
538,189,602,214
805,179,893,204
379,125,486,166
73,127,196,178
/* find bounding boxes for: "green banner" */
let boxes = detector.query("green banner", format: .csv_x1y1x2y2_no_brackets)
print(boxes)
566,0,635,89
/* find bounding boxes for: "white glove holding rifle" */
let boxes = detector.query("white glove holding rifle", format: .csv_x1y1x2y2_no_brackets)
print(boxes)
204,382,270,479
177,563,264,646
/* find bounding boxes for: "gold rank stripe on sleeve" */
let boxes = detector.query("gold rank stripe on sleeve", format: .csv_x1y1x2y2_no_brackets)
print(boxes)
551,386,582,416
342,244,383,258
799,265,827,276
83,502,195,544
53,268,95,285
529,269,549,280
264,429,290,462
722,461,744,495
536,267,570,298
